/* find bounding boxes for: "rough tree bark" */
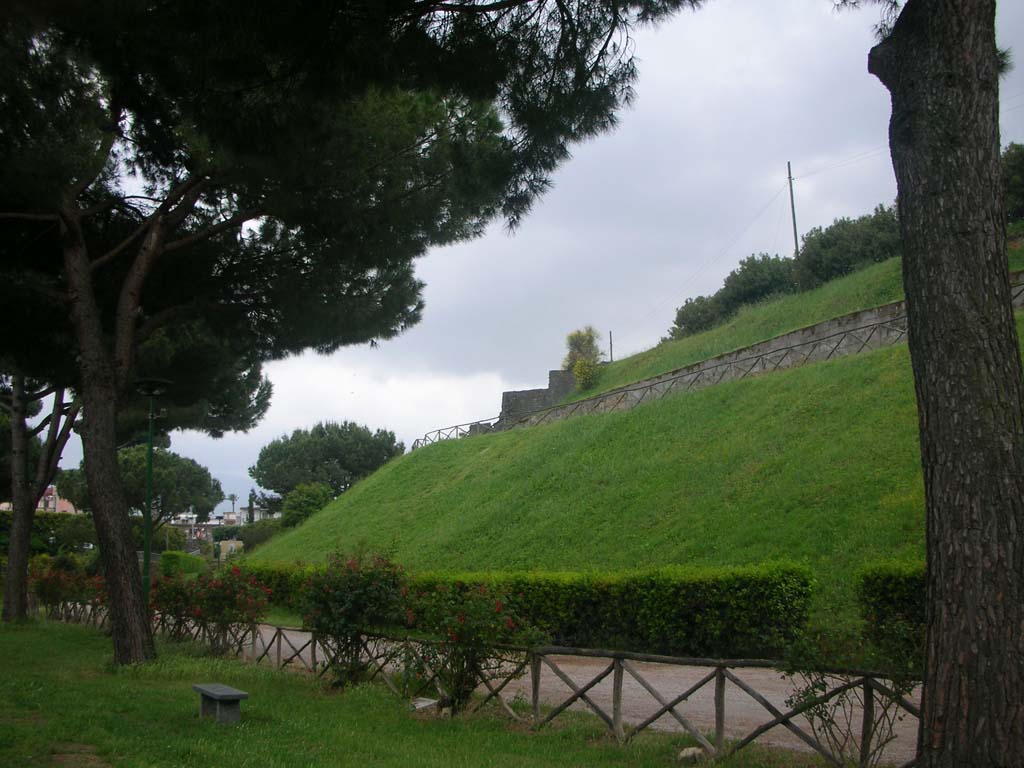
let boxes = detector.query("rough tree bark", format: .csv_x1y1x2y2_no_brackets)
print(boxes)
868,0,1024,765
61,207,156,664
3,377,34,622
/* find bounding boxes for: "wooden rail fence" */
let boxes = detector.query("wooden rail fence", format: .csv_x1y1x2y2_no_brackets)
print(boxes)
51,604,920,766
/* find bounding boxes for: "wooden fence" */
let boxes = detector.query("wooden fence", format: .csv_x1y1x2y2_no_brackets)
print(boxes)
50,603,920,767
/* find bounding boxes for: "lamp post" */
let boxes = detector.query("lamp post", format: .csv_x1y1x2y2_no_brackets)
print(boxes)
135,377,172,607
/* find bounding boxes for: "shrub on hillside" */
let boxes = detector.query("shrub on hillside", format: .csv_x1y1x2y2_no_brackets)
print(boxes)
282,482,334,528
238,518,282,552
572,358,599,391
716,253,796,316
665,295,723,340
562,326,602,371
795,205,901,289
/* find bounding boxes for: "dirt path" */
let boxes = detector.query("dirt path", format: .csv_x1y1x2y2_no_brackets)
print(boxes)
249,626,919,765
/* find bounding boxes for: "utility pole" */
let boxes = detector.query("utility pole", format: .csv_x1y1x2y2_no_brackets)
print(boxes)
787,161,799,259
609,331,614,363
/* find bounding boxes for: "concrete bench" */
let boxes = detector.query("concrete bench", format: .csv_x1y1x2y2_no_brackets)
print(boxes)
193,683,248,724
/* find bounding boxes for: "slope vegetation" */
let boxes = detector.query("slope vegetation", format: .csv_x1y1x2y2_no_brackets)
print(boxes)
251,319,964,619
577,243,1024,401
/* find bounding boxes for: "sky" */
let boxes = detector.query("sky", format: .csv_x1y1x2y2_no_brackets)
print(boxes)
58,0,1024,515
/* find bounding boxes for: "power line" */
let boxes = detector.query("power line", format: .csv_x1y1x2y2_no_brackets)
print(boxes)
619,181,789,350
796,146,889,180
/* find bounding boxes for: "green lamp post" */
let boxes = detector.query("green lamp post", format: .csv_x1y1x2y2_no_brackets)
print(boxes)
135,378,172,607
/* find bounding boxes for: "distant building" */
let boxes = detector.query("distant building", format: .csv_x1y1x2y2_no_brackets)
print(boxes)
1,485,78,514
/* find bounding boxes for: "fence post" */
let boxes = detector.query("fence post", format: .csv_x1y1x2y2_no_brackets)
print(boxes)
612,657,625,742
311,632,318,671
860,679,875,768
715,666,726,755
531,652,541,725
276,628,283,668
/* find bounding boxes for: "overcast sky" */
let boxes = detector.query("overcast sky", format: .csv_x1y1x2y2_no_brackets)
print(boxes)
59,0,1024,514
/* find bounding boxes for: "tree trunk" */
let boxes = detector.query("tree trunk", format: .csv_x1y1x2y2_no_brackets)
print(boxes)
62,211,155,665
2,377,34,622
868,1,1024,765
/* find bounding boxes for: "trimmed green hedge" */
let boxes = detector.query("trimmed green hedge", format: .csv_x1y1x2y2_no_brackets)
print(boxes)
160,550,206,578
856,561,924,672
239,561,812,658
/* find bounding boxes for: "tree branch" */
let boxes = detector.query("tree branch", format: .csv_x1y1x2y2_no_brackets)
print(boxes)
162,209,262,254
417,0,538,13
68,106,122,200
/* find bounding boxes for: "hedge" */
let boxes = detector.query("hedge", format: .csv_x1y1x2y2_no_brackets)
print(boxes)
239,561,813,659
160,550,206,578
856,561,925,672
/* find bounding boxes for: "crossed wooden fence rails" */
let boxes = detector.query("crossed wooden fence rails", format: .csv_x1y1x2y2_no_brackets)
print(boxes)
411,277,1024,447
50,604,920,766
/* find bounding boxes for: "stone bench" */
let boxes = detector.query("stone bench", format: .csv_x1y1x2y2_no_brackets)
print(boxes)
193,683,248,724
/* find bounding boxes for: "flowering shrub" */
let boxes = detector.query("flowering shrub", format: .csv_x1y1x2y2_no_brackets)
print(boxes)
29,556,105,610
301,552,406,685
413,582,542,712
151,566,270,652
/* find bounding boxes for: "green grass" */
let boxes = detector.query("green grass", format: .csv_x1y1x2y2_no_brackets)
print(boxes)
576,247,1024,402
0,620,827,767
250,316,983,630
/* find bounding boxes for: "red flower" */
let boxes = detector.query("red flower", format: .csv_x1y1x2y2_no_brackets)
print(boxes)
494,599,504,613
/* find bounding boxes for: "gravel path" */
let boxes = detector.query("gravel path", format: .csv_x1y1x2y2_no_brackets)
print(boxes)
248,625,920,765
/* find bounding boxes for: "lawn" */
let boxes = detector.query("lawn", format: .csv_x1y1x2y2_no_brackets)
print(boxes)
0,620,828,767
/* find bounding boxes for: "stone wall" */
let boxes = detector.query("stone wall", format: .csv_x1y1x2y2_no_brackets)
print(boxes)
497,369,576,426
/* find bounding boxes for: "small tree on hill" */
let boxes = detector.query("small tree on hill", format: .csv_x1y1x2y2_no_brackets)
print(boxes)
250,421,403,500
281,482,334,528
563,326,603,371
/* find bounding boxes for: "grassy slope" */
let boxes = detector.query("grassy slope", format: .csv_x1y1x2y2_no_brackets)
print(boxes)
0,621,822,767
576,241,1024,401
253,323,947,619
574,258,906,401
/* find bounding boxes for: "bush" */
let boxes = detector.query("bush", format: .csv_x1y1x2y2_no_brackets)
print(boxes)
716,253,796,315
213,525,242,542
239,518,282,551
301,553,407,685
795,205,901,288
571,358,599,391
562,326,602,371
665,295,723,340
856,561,925,674
29,555,105,609
160,550,206,578
281,482,334,528
411,562,812,658
152,566,271,650
412,582,542,711
243,561,811,658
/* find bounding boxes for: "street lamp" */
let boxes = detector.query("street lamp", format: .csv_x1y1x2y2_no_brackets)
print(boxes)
135,377,172,607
